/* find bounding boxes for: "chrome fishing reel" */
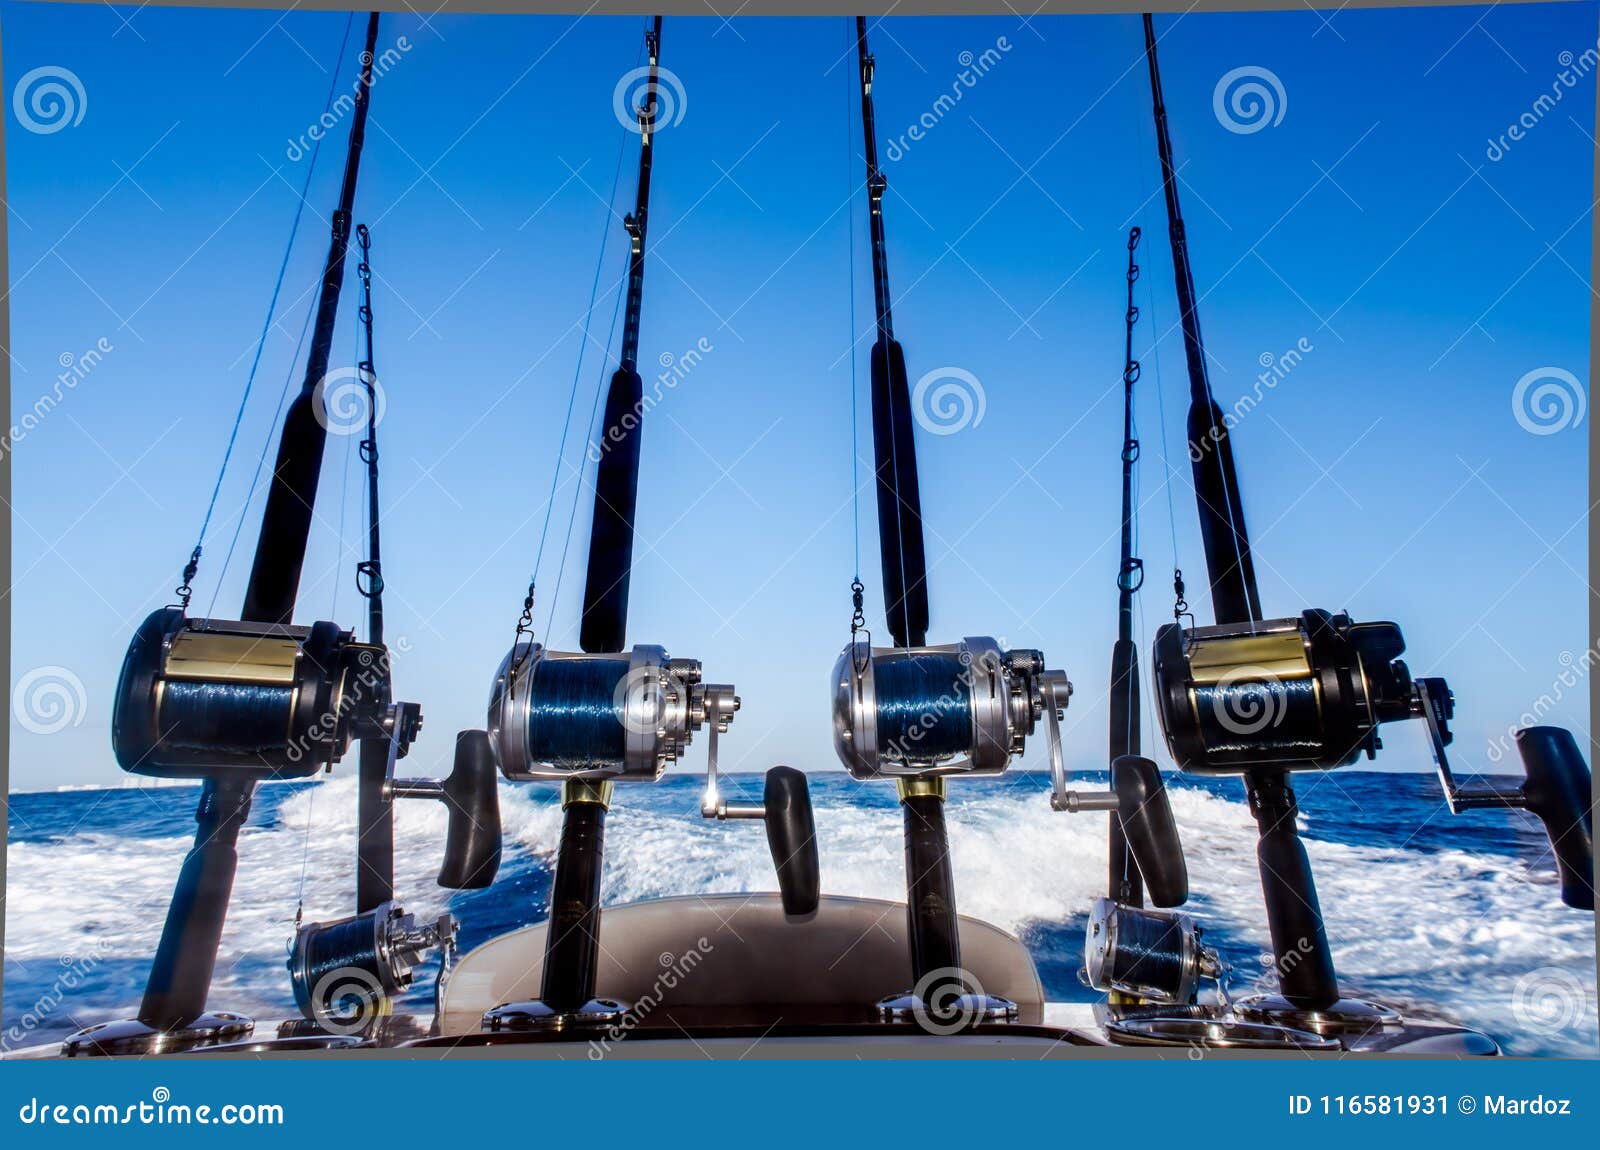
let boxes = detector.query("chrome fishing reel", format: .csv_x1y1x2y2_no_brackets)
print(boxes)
289,902,457,1035
1151,610,1434,774
1083,899,1340,1052
831,637,1069,779
488,641,733,782
112,607,413,779
1085,898,1221,1005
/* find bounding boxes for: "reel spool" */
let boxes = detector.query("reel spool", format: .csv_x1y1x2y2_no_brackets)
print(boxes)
1084,897,1220,1005
112,607,406,779
1151,610,1431,774
289,902,456,1033
831,637,1068,779
488,642,731,782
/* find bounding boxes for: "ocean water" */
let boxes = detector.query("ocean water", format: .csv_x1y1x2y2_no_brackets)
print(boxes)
4,770,1596,1056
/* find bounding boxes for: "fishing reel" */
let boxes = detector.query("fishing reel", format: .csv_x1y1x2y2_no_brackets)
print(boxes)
1151,610,1427,774
1082,899,1341,1051
1085,898,1221,1006
112,607,412,779
488,642,727,782
831,637,1068,779
1153,610,1593,909
289,902,457,1036
487,640,819,917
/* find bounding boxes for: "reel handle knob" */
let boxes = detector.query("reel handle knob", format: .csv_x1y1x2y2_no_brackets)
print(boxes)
438,730,503,890
1111,755,1189,908
1516,726,1595,911
764,766,820,916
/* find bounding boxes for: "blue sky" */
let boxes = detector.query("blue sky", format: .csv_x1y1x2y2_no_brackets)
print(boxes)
3,2,1593,789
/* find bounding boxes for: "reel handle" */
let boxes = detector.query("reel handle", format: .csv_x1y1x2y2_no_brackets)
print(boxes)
439,730,503,890
695,689,820,916
1419,677,1594,911
1111,755,1189,908
1517,727,1594,911
389,729,502,890
764,766,820,917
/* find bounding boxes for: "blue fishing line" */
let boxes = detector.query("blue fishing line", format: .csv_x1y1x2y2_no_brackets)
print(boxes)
873,651,972,761
162,681,295,757
524,657,631,768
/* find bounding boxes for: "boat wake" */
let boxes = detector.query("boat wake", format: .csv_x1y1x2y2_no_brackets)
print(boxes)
5,772,1594,1056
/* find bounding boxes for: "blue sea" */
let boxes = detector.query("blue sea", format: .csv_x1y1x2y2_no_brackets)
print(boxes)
4,770,1596,1056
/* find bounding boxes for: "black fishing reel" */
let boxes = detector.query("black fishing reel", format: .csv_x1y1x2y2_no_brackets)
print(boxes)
1154,610,1594,909
289,902,456,1035
488,642,728,782
1151,610,1427,774
831,637,1070,778
112,607,412,779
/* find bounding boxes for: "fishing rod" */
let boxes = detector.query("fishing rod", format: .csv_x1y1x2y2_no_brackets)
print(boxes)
1144,15,1258,627
1139,12,1592,1029
579,15,660,655
284,226,502,1040
1048,231,1194,1018
829,18,1176,1029
68,16,386,1057
70,14,495,1055
856,18,928,651
483,17,817,1033
339,225,500,919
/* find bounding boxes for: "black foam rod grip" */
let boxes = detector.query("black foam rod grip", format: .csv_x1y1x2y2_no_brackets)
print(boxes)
580,366,644,654
1111,755,1188,908
870,339,930,648
1257,821,1339,1010
764,767,820,916
438,730,502,890
1516,726,1595,910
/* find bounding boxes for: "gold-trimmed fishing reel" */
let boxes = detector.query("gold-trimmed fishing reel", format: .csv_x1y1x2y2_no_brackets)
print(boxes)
111,607,411,779
1151,609,1433,775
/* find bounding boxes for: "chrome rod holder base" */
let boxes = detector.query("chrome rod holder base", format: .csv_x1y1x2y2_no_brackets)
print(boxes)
62,1012,253,1058
481,997,629,1032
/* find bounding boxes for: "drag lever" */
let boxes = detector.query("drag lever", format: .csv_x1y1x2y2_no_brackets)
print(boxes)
1417,680,1593,910
1045,675,1188,907
699,686,821,916
387,723,503,890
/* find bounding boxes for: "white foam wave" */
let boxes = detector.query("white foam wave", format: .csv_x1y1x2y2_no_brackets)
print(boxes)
8,777,1594,1053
